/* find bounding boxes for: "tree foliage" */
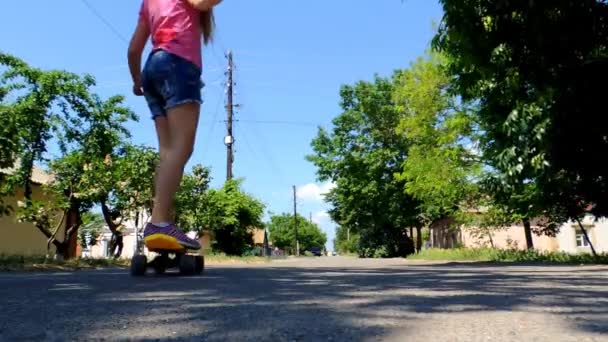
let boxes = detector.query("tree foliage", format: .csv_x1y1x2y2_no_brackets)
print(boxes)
0,52,102,257
47,102,148,258
79,212,105,249
433,0,608,223
333,225,359,254
394,53,481,224
174,164,212,234
0,52,93,210
0,52,144,258
308,75,417,258
267,213,327,254
204,179,265,256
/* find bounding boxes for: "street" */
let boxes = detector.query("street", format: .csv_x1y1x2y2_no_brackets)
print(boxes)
0,257,607,341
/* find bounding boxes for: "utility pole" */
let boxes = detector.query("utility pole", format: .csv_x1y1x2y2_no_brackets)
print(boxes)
293,185,299,256
225,50,234,181
309,212,312,223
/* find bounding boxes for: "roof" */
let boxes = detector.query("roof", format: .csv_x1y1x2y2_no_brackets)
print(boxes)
0,159,55,185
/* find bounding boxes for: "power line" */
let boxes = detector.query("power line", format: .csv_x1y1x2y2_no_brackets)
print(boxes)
237,119,325,127
202,88,224,153
234,121,260,161
245,119,288,184
80,0,129,44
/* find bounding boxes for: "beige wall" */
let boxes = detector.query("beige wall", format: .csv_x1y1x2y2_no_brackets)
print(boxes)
556,216,608,254
462,215,607,254
0,186,65,256
462,224,558,252
88,232,139,259
89,228,210,259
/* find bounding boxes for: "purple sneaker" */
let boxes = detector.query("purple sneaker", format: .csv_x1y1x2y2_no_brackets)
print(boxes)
143,223,201,251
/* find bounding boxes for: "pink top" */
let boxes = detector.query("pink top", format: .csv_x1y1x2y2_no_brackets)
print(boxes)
139,0,202,69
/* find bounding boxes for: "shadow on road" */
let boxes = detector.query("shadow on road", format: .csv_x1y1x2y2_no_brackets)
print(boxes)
0,261,606,341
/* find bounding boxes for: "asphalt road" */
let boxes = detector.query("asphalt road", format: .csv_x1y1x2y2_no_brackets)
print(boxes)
0,257,607,341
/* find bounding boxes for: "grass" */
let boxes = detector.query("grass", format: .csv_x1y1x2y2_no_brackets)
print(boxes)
0,252,272,272
0,255,130,272
409,248,608,265
203,252,271,264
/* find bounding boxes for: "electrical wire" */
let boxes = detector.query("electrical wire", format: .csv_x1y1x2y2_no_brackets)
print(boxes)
80,0,129,44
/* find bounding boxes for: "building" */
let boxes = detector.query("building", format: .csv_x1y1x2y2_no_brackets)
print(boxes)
87,209,268,258
460,215,608,254
0,164,66,256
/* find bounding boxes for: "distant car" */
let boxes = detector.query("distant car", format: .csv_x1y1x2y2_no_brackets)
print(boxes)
310,247,322,256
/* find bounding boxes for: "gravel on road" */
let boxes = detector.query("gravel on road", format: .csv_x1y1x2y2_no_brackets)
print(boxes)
0,257,606,341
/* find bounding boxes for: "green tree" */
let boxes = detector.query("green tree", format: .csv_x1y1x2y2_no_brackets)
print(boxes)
393,53,481,248
0,52,93,211
0,52,144,258
49,97,143,258
79,212,105,249
308,75,418,258
267,213,327,254
455,197,514,248
0,52,101,257
174,164,212,233
205,179,265,256
433,1,608,249
333,225,359,254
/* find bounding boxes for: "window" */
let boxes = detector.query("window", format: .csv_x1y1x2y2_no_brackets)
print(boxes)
576,233,590,247
101,240,109,257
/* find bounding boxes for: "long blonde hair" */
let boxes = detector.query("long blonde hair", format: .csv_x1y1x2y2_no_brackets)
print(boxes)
200,9,215,45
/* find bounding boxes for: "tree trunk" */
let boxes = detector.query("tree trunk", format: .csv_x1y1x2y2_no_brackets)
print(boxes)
22,155,34,202
101,200,125,258
46,210,67,254
62,199,80,260
486,227,495,248
576,218,597,257
523,218,534,250
415,226,422,253
100,200,118,233
409,227,414,244
110,233,124,258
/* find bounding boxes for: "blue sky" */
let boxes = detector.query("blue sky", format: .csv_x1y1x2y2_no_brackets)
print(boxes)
1,0,443,251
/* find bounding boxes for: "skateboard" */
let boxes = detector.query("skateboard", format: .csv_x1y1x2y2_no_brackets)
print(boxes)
130,249,204,276
130,232,204,276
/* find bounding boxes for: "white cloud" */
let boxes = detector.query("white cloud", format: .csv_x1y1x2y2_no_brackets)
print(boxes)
311,211,331,225
297,182,336,202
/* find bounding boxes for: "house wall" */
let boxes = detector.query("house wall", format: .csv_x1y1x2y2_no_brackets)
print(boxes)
556,216,608,254
200,231,213,250
462,215,607,254
462,224,558,252
0,186,64,256
429,218,462,248
88,232,140,259
86,215,263,259
89,228,211,259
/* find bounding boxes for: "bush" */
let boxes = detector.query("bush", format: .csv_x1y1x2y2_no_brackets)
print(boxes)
242,247,261,257
336,233,360,254
357,227,415,258
409,248,608,264
0,255,129,271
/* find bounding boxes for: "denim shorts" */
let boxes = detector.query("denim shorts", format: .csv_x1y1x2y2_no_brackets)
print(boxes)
141,49,204,120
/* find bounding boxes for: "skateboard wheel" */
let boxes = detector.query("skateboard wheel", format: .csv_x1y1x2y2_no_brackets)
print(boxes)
179,255,197,275
152,255,168,275
195,255,204,275
130,255,147,276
